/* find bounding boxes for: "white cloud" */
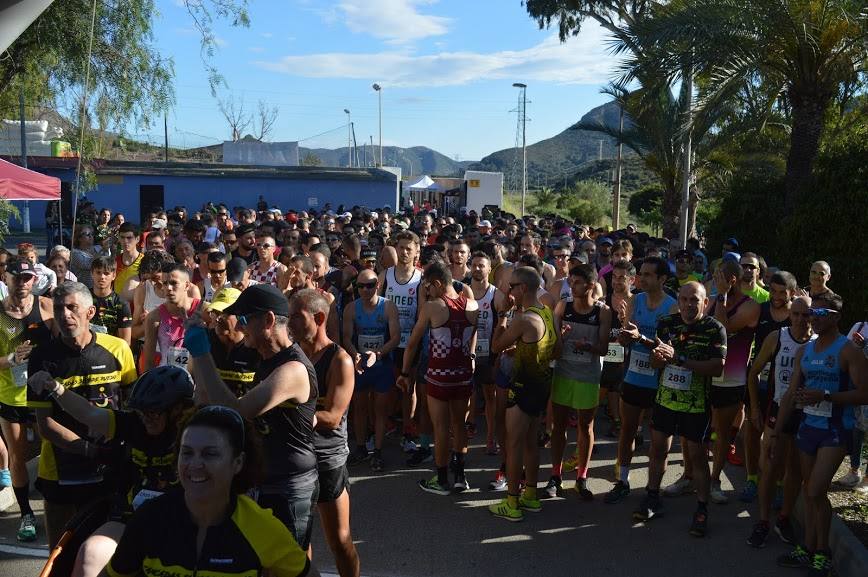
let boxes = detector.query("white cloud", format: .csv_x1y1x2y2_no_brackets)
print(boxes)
248,46,266,53
336,0,449,44
255,22,620,87
260,32,274,39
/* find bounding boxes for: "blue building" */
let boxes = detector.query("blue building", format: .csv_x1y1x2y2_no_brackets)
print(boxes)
4,157,401,229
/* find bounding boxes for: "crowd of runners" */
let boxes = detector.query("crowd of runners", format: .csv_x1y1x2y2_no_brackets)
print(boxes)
0,199,865,577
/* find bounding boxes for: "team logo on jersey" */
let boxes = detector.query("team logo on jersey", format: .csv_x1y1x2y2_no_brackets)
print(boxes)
452,337,462,348
483,301,490,310
409,288,416,296
825,355,836,369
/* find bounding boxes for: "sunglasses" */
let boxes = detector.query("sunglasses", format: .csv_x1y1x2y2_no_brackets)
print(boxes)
256,243,274,249
553,254,569,259
676,258,691,264
741,263,758,271
508,282,524,289
209,269,227,276
808,307,837,317
224,239,238,244
357,281,377,289
236,312,263,327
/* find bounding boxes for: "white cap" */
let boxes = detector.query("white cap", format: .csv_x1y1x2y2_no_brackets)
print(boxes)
480,220,492,228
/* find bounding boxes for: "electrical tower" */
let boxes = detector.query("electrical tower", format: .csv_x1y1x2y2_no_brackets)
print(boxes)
511,83,528,215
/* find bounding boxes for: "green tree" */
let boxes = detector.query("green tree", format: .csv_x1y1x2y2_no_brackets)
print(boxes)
301,152,322,167
560,180,610,224
621,0,868,212
0,200,21,246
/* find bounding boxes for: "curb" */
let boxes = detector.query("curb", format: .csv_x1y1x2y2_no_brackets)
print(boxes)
793,495,868,577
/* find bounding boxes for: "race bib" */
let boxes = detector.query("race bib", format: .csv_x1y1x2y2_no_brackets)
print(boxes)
358,334,384,353
475,338,490,357
91,324,108,334
605,343,625,363
131,489,163,511
662,364,693,391
629,351,655,376
167,346,190,370
11,363,28,388
803,400,833,418
563,342,593,364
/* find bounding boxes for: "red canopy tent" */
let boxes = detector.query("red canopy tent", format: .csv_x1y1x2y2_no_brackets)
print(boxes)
0,157,61,200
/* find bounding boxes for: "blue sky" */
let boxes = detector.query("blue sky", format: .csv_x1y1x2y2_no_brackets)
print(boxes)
141,0,622,161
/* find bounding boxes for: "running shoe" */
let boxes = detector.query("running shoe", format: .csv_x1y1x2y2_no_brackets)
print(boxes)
347,446,370,465
405,446,433,467
835,470,863,488
688,509,708,537
747,522,769,548
485,439,499,456
366,435,375,453
662,474,693,497
17,513,37,542
604,480,630,504
632,492,663,521
0,468,10,488
562,453,579,473
774,516,796,545
489,499,523,522
575,479,593,501
488,471,508,491
739,479,758,503
518,492,542,512
773,484,784,510
776,545,811,569
710,481,728,504
370,453,385,473
807,552,833,577
419,476,451,496
453,472,470,493
726,443,744,466
544,476,562,498
401,435,418,453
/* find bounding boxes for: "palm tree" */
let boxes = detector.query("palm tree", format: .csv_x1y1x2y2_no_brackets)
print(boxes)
619,0,868,212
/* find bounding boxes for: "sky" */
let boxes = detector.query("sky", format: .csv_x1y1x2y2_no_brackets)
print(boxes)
141,0,623,161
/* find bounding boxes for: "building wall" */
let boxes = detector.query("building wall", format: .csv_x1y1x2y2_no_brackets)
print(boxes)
12,171,398,229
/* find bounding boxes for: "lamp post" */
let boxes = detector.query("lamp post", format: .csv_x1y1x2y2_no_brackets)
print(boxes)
372,83,382,166
512,82,527,215
344,109,352,167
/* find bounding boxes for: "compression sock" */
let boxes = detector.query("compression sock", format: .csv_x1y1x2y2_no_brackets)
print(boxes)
455,452,465,474
499,461,506,473
577,466,588,480
551,462,563,478
436,467,448,487
747,474,759,484
619,466,630,483
507,493,520,509
13,485,33,516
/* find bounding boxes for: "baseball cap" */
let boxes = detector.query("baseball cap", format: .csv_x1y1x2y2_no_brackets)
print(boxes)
480,220,492,228
151,218,167,230
226,258,249,283
7,260,37,277
675,249,692,260
223,284,289,317
361,249,377,261
286,213,299,224
206,287,242,313
597,237,614,246
722,251,741,263
724,237,740,249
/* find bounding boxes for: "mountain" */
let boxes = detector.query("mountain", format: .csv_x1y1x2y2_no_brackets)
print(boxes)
300,145,471,177
468,101,651,192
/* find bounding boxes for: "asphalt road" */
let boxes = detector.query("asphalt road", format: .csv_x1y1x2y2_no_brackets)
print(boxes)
1,406,805,577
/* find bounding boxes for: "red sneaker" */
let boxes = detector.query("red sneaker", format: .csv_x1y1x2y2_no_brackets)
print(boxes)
726,444,744,466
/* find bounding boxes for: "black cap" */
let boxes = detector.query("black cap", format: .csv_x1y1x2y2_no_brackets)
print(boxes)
226,258,248,283
236,223,256,236
675,249,692,260
223,284,289,317
8,260,37,276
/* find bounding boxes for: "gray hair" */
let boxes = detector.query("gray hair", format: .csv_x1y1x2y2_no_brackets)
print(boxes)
53,281,93,309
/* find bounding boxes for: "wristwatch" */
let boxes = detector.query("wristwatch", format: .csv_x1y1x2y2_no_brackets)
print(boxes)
823,390,832,403
716,294,727,303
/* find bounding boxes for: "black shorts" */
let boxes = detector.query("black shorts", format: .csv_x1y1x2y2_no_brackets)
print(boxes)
651,404,711,444
711,385,746,409
747,386,771,422
506,381,550,418
393,347,405,372
258,476,320,550
600,362,624,392
473,359,495,388
766,401,802,436
0,401,34,424
621,382,657,409
317,464,349,504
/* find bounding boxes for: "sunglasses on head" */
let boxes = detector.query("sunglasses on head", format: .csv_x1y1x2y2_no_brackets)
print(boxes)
808,307,837,317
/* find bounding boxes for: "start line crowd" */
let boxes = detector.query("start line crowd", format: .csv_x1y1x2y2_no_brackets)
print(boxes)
0,200,866,577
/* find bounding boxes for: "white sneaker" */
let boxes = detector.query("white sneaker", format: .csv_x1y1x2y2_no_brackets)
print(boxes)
663,474,693,497
836,470,864,488
710,481,729,504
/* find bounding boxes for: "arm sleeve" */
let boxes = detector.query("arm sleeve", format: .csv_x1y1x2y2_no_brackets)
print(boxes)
712,323,728,359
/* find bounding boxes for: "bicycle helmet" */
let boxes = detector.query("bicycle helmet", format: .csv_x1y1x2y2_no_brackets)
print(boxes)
126,366,195,412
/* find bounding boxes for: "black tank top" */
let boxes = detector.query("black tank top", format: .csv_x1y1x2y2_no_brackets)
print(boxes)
753,301,790,361
253,342,319,486
23,297,51,342
311,343,348,469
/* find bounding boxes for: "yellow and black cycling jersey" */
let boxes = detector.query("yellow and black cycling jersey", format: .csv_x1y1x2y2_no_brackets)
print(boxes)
107,490,310,577
209,331,261,398
27,330,136,494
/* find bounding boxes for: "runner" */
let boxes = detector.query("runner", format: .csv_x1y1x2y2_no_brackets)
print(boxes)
89,256,132,344
142,264,200,371
250,235,288,289
806,261,833,300
632,282,726,538
773,294,867,574
231,223,257,265
547,264,611,500
199,251,231,302
709,258,760,503
746,296,813,548
113,223,143,303
469,251,502,455
448,239,471,284
342,269,401,471
519,233,554,288
290,289,360,577
26,282,137,548
600,261,634,438
606,257,677,504
398,261,478,495
185,284,320,551
379,231,423,453
488,266,558,521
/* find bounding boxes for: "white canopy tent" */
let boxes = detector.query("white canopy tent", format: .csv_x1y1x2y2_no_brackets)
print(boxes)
407,175,444,192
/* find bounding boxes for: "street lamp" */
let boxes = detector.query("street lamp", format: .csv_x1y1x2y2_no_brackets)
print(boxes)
372,83,382,166
512,83,527,215
344,108,352,168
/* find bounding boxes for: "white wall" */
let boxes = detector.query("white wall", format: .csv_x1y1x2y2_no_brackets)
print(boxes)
464,171,503,213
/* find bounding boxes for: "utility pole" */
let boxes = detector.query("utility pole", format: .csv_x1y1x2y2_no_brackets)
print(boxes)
372,84,383,166
19,87,30,233
598,139,604,161
164,112,169,162
512,83,527,215
344,109,352,167
613,105,624,230
370,136,374,167
680,65,694,249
